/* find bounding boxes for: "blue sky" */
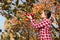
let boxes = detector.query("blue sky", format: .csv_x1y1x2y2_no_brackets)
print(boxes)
0,15,6,32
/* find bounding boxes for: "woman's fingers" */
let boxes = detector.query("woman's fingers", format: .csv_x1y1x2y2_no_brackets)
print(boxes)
27,15,32,19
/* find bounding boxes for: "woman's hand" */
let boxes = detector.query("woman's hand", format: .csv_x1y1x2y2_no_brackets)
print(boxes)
27,15,32,20
24,13,33,20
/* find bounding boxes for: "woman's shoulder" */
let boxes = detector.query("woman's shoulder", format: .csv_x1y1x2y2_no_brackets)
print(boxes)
43,18,52,23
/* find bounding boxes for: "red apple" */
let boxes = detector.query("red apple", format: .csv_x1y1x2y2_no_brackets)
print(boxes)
24,13,27,16
24,13,31,16
31,13,34,16
27,13,30,16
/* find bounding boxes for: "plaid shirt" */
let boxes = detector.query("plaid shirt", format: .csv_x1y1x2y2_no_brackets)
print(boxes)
30,19,52,40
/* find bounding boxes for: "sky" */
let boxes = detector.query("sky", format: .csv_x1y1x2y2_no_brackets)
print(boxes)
0,15,6,35
0,15,6,32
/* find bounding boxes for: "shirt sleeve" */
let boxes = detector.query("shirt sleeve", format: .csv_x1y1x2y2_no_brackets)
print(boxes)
30,19,51,28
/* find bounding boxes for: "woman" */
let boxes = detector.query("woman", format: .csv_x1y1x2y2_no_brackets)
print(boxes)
26,10,53,40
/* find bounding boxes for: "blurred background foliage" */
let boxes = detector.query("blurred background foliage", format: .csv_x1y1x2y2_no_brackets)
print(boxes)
0,0,60,40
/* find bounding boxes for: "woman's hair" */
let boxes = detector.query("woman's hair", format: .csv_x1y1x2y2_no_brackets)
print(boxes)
44,10,51,19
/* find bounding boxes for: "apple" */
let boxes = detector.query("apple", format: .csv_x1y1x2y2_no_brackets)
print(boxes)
31,13,34,17
24,13,31,16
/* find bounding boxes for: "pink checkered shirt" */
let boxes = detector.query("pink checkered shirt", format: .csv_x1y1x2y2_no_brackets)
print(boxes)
30,18,52,40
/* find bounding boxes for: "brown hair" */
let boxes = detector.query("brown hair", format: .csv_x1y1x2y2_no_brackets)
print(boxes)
44,10,51,19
